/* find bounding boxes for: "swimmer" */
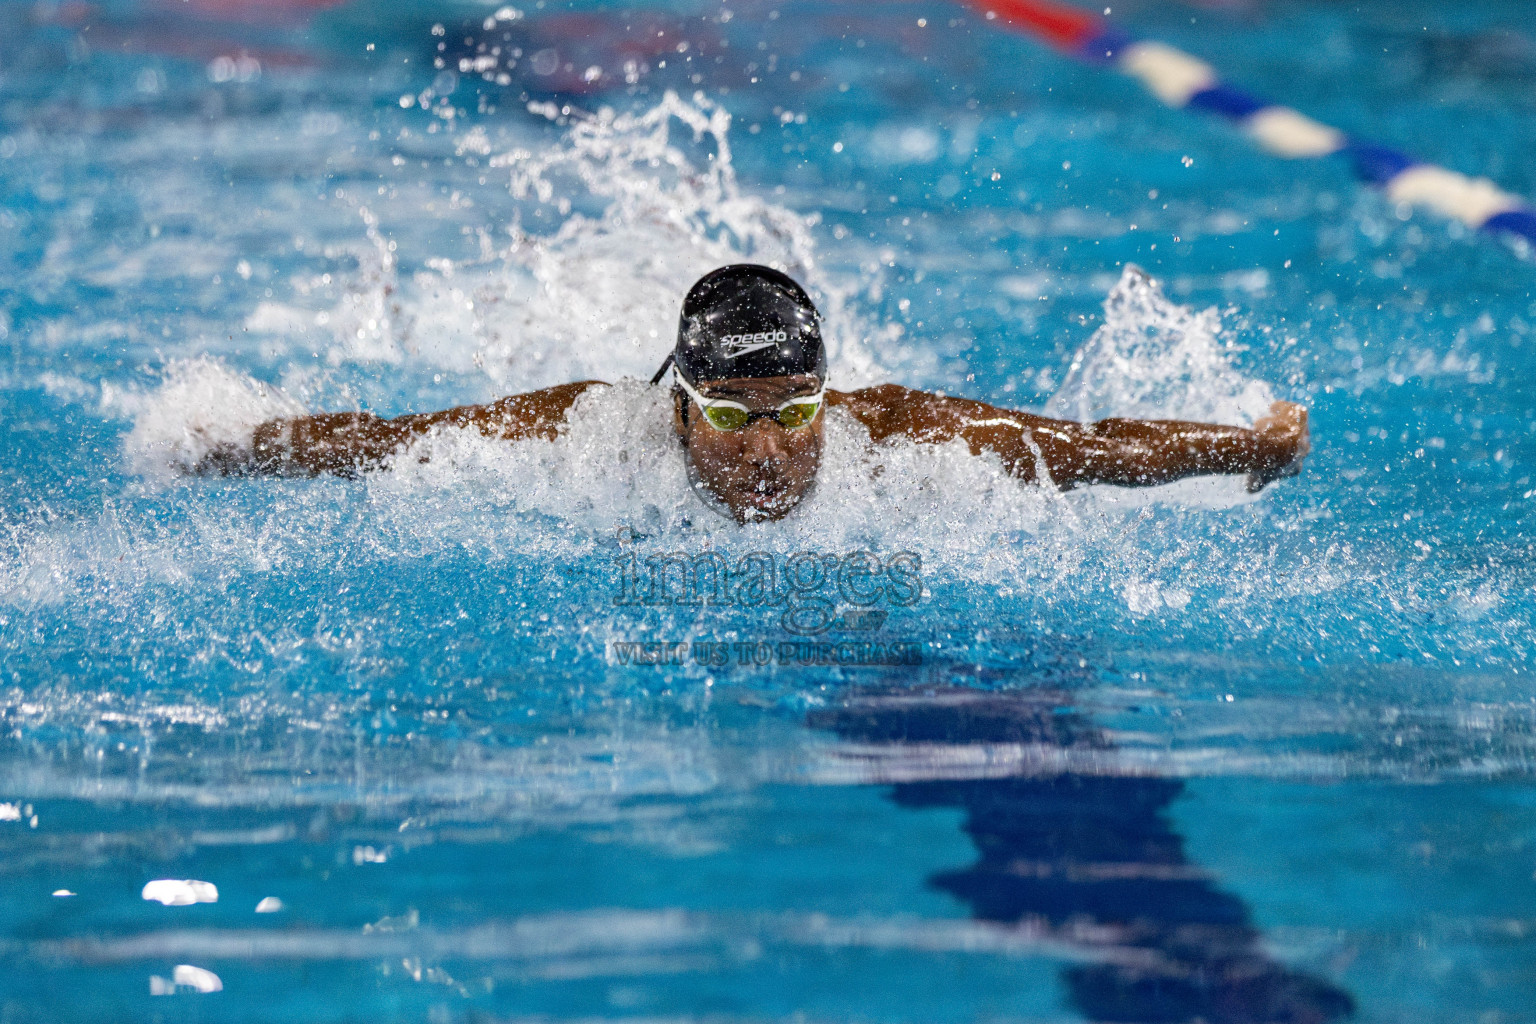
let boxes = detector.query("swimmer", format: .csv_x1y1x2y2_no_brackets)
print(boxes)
201,264,1310,523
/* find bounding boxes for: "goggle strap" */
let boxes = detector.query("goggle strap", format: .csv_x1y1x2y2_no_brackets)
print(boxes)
674,371,746,413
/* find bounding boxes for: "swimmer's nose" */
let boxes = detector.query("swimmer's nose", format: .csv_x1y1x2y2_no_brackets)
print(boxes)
740,419,788,466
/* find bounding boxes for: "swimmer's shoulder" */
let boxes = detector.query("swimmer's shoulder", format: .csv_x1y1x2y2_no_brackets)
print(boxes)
827,383,949,441
827,383,919,406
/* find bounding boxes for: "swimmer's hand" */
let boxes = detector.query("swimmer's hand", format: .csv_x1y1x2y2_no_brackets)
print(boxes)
195,439,259,477
1245,401,1310,493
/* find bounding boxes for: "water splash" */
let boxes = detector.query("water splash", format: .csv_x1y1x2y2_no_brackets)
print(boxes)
1045,265,1276,426
282,93,891,391
99,259,1303,671
121,356,304,478
127,261,1282,556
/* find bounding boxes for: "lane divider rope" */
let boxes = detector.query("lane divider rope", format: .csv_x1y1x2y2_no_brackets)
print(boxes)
961,0,1536,249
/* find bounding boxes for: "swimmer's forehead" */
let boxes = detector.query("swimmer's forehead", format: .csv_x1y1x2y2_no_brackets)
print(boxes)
696,374,821,400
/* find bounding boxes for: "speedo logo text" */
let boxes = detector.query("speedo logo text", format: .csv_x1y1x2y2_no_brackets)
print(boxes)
719,329,787,356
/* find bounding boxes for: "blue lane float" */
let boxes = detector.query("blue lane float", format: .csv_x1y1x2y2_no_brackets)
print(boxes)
965,0,1536,250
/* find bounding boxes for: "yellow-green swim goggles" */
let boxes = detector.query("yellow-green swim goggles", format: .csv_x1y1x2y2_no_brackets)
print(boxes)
673,371,824,432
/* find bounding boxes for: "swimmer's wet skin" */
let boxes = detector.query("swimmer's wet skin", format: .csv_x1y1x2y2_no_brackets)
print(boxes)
200,264,1310,523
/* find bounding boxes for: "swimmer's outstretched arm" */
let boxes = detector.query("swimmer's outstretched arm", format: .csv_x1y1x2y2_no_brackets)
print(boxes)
828,385,1309,492
198,381,607,477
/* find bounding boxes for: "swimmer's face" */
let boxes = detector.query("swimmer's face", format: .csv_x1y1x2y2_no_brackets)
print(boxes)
672,374,824,523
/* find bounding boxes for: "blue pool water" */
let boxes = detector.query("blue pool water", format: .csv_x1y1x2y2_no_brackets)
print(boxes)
3,0,1536,1020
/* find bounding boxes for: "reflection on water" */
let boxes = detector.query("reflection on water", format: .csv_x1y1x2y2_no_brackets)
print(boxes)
812,686,1354,1024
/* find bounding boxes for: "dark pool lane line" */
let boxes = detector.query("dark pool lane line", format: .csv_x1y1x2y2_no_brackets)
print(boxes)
810,685,1355,1024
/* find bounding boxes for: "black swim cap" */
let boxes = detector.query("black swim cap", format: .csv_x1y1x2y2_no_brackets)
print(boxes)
651,264,825,385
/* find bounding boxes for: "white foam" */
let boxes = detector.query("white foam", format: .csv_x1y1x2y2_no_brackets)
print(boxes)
122,357,304,477
142,879,219,906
